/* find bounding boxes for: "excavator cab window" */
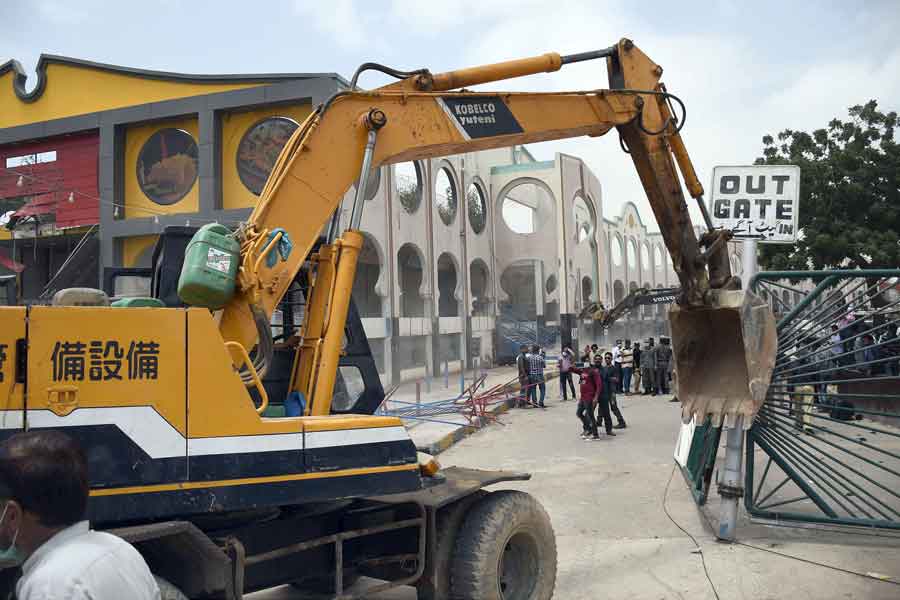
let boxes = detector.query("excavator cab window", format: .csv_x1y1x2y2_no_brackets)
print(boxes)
333,365,366,412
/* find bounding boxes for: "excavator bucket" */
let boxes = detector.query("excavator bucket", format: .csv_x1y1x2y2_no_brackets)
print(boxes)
670,290,778,428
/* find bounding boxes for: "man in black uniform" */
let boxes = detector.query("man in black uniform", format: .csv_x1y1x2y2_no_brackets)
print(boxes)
655,337,674,395
642,338,657,395
597,353,626,431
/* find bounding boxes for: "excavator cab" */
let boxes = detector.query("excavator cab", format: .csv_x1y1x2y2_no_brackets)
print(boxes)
102,226,386,417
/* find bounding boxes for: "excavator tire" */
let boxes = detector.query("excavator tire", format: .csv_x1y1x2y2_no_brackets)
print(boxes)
416,490,488,600
450,490,556,600
154,575,189,600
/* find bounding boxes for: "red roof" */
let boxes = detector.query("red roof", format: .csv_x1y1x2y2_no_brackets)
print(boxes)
12,193,56,218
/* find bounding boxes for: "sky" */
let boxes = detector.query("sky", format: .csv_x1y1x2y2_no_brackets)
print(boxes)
2,0,899,231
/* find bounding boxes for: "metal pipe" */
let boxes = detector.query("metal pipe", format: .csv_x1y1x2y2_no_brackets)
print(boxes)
560,47,617,65
325,209,341,244
717,415,745,541
696,196,715,232
430,52,563,91
350,129,377,231
717,237,759,542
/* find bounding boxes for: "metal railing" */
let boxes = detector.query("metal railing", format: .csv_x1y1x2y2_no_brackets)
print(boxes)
745,270,900,529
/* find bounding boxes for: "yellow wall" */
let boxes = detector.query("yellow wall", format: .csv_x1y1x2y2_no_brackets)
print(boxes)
124,117,199,218
220,103,313,210
122,234,158,267
0,63,263,129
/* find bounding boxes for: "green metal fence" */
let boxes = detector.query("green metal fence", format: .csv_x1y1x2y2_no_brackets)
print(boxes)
745,270,900,529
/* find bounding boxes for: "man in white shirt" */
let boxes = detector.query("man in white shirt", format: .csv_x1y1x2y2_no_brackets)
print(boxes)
0,430,160,600
611,339,623,393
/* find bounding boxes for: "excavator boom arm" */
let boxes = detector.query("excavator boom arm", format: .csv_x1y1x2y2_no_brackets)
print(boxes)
215,39,774,422
223,40,707,346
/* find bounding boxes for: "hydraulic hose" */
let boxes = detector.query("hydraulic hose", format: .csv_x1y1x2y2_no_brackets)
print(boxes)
239,304,274,386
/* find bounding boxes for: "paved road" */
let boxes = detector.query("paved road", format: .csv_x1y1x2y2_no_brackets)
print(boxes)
252,390,900,599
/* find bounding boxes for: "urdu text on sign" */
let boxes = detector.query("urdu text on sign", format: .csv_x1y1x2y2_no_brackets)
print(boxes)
708,165,800,244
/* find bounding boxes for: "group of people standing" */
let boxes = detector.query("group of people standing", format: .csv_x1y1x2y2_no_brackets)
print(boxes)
574,337,675,397
516,334,678,440
560,347,627,440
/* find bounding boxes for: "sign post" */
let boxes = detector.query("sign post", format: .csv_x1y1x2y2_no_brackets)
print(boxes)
709,164,800,541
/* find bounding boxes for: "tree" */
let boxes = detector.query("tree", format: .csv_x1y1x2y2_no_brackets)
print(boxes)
755,100,900,270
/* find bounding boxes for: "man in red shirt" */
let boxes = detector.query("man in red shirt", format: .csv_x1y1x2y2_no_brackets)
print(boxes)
571,361,602,440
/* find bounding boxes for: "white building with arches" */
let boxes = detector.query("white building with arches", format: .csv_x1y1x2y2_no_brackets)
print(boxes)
330,144,696,384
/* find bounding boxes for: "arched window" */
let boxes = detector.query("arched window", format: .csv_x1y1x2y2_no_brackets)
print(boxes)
435,166,458,225
351,234,383,317
437,253,459,316
500,180,552,235
395,162,423,214
397,243,426,317
573,194,595,244
466,181,487,234
627,239,637,271
612,236,623,267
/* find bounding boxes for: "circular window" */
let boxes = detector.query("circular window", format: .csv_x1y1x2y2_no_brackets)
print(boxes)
236,117,299,196
467,182,487,234
137,128,198,205
627,239,637,270
435,167,457,225
545,274,558,295
355,167,381,202
573,195,594,244
501,181,551,235
654,246,663,271
641,243,650,271
395,161,422,214
612,236,623,266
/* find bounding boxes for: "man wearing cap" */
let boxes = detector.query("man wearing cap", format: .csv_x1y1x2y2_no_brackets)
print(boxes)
642,337,657,395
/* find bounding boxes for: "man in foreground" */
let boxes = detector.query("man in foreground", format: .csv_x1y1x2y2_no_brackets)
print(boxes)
0,430,160,599
570,359,602,440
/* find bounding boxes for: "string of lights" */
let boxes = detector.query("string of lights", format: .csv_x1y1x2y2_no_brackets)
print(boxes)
0,164,241,226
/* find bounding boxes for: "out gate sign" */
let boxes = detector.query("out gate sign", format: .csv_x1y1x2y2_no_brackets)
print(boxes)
709,165,800,243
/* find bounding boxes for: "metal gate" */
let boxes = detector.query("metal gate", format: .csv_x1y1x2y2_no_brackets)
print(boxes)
745,270,900,529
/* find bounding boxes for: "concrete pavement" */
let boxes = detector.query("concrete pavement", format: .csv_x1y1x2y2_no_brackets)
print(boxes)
251,386,900,599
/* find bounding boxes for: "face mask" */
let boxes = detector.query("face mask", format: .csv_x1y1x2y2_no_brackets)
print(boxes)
0,503,23,566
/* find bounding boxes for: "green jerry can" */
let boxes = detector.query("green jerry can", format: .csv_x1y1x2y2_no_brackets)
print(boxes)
177,223,240,309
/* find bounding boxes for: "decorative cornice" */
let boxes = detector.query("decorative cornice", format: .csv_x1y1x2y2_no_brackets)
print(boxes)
0,54,349,104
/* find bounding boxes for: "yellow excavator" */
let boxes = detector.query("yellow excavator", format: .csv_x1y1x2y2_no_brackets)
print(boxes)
0,39,776,599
